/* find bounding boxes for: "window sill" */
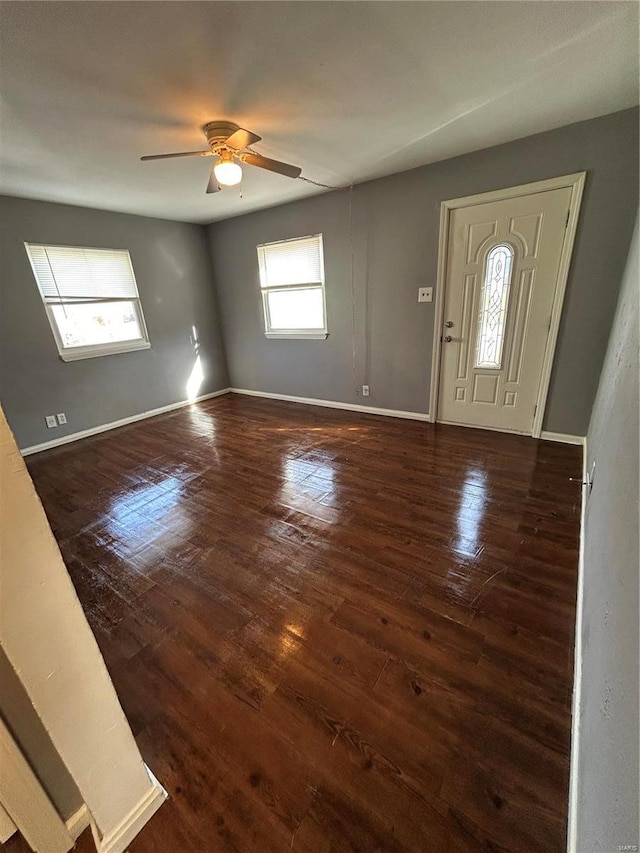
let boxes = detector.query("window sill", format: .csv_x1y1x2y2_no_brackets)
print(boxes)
58,340,151,362
265,332,328,340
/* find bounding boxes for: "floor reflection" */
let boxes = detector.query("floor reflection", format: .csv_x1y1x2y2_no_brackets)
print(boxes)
104,475,198,563
283,457,335,489
184,406,218,440
279,455,339,516
453,467,487,558
108,476,183,526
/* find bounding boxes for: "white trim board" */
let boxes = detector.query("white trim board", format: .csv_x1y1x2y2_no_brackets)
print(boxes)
567,436,588,853
18,386,584,456
0,715,74,852
91,766,167,853
229,388,431,421
66,804,90,841
427,419,584,445
20,388,231,456
231,390,585,439
540,431,585,447
429,172,586,439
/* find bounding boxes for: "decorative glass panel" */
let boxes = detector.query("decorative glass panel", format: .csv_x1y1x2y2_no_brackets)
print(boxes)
475,244,514,369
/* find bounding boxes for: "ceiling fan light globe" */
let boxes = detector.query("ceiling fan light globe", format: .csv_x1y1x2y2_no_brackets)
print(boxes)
213,160,242,186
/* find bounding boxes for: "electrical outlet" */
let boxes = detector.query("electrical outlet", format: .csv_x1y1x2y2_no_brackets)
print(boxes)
362,385,370,397
418,287,433,303
45,415,57,429
56,413,67,425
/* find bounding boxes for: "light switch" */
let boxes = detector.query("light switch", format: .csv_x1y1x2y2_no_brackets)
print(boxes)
418,287,433,303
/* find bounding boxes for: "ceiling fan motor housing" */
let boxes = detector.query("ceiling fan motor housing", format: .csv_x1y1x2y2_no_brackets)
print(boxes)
202,120,240,152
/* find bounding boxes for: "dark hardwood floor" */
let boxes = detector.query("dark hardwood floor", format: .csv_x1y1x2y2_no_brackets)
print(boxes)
20,394,581,851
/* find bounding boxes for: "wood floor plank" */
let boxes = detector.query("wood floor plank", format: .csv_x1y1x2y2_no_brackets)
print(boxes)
13,393,581,852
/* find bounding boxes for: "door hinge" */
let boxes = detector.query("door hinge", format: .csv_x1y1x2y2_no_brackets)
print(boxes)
534,404,538,417
565,209,570,228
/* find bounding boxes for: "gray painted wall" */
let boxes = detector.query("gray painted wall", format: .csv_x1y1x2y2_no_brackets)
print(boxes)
1,110,637,448
576,213,639,852
208,108,639,435
0,197,229,449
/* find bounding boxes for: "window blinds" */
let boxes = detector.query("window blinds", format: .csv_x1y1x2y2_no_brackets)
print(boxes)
25,244,139,300
257,234,324,288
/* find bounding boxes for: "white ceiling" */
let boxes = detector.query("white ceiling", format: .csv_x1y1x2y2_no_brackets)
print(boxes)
0,2,637,224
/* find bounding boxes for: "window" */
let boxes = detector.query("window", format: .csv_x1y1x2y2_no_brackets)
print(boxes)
475,244,514,369
257,234,327,339
25,244,150,361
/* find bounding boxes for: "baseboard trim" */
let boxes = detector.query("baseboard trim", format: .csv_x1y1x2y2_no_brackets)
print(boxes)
567,437,588,853
229,388,431,422
540,431,586,446
18,389,584,454
66,803,90,840
91,766,167,853
20,389,231,456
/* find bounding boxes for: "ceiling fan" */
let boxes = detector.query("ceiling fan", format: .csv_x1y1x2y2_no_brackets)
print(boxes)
140,121,302,194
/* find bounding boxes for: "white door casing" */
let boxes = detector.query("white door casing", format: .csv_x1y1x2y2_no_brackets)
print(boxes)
439,187,571,432
430,173,585,437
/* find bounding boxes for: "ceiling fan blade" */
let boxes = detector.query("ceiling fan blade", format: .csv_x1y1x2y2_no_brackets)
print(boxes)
241,152,301,179
140,151,211,161
225,128,262,150
206,169,221,194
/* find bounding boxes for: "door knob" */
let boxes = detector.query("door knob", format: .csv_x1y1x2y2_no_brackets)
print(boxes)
445,321,454,327
443,335,453,343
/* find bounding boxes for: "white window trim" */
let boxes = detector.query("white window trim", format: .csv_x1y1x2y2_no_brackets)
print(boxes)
44,304,151,362
257,235,328,340
264,332,328,340
25,243,151,362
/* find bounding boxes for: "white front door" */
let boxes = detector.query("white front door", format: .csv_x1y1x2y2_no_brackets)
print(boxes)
437,186,572,434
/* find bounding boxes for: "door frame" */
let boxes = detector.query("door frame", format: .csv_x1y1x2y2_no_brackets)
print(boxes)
428,172,586,438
